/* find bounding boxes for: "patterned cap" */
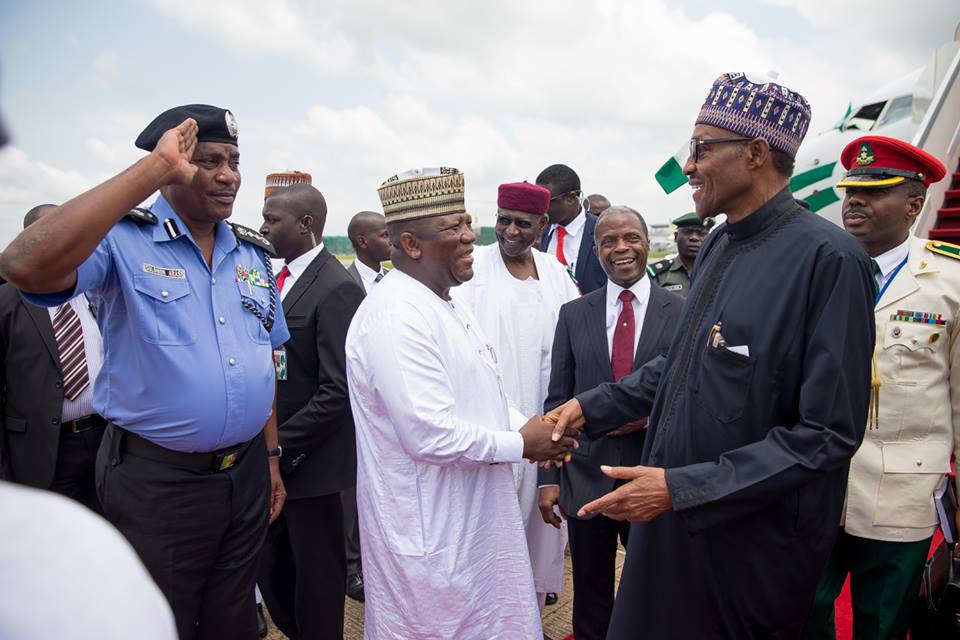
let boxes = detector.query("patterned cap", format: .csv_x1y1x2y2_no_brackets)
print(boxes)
377,167,466,223
696,72,811,158
264,171,312,200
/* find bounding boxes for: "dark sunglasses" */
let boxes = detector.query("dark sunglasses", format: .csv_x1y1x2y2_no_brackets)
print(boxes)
689,136,752,163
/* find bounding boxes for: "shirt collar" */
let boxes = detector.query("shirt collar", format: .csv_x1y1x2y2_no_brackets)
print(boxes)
354,258,384,284
606,274,651,311
149,194,237,257
284,243,325,279
555,207,587,237
873,237,910,277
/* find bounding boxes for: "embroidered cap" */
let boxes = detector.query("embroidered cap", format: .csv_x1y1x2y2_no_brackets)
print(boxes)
264,171,312,199
695,72,811,158
377,167,466,223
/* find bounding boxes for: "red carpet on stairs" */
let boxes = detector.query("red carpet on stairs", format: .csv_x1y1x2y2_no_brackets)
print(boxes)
929,168,960,244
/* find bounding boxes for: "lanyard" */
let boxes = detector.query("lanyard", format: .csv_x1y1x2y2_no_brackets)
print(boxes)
875,257,907,306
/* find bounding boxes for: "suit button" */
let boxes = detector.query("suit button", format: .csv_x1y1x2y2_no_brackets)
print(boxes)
51,417,60,425
916,459,923,467
55,381,62,389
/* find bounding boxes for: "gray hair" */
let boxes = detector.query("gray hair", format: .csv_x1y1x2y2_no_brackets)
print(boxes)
595,205,648,241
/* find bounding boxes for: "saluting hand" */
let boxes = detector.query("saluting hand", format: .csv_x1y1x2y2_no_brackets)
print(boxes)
577,465,672,522
154,118,199,186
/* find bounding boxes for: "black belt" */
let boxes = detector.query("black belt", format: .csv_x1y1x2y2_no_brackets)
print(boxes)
62,414,106,434
121,430,257,472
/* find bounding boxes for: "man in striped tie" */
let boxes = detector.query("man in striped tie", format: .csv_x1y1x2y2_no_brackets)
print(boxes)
0,204,105,512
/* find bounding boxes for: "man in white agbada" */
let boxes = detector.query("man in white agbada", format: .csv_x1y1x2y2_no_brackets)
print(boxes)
345,168,581,639
451,181,579,609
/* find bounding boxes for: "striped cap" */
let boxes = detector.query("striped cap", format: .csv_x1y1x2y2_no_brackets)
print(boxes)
696,72,811,158
377,167,466,223
265,171,313,200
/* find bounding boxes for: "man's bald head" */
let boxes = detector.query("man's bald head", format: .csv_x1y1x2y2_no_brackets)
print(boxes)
348,211,384,245
587,194,610,215
349,210,391,266
259,184,327,261
266,183,328,234
24,204,57,229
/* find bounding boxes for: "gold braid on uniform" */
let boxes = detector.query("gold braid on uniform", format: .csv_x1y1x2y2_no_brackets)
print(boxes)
868,351,881,429
241,248,276,333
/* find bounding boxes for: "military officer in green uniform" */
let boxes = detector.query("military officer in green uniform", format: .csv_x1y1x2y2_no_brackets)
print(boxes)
647,212,714,297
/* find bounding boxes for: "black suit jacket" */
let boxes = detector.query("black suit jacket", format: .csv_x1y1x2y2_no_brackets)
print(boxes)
539,213,607,294
0,283,69,488
538,280,682,516
277,249,364,499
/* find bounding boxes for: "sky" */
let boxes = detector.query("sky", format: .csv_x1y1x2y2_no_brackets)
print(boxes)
1,0,958,249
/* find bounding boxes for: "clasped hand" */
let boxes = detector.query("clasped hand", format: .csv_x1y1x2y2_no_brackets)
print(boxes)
520,415,580,465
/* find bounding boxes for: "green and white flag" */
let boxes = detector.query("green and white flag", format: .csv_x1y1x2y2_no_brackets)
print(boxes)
655,143,689,194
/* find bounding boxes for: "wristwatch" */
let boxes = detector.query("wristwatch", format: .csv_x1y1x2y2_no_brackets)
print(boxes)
267,446,282,459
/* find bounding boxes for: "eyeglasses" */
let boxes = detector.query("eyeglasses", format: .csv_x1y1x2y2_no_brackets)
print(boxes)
549,189,582,202
496,215,538,230
689,136,752,163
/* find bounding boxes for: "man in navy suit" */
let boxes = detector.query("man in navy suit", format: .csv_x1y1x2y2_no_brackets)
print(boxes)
537,164,607,294
538,206,682,640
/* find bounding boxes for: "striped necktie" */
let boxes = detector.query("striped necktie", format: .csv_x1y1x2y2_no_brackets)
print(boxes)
870,258,882,295
53,302,90,401
374,271,384,283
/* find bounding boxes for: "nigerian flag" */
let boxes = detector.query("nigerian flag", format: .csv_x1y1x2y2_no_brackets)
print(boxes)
655,143,689,194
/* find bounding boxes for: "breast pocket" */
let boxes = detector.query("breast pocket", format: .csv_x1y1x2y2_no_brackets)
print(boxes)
882,321,946,381
132,275,196,345
694,344,756,423
236,281,273,345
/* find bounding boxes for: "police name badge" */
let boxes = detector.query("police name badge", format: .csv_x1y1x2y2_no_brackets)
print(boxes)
143,263,186,279
274,346,288,381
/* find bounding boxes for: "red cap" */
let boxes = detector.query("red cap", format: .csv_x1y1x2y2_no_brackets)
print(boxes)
837,136,946,189
497,182,551,215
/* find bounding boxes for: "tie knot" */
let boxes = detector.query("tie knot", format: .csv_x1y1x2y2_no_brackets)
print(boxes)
556,225,566,239
279,265,291,277
619,289,634,303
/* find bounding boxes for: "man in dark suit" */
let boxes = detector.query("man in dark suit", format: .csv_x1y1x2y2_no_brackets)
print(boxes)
346,211,390,294
0,204,105,512
258,184,364,639
537,164,606,294
539,206,682,640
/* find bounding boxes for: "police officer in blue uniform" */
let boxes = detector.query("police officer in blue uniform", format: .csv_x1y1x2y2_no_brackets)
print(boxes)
0,105,290,640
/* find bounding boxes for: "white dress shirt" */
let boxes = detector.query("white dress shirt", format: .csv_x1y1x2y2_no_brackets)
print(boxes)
275,242,324,301
354,258,387,294
545,208,587,272
873,238,910,292
605,275,652,359
47,294,103,421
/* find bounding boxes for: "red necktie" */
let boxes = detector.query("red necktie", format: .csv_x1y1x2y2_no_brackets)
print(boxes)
611,289,635,381
277,265,291,292
555,226,568,266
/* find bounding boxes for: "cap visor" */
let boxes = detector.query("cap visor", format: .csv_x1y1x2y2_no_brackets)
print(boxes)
836,175,905,189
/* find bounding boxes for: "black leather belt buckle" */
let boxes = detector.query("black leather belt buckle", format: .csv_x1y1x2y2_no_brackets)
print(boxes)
63,414,104,434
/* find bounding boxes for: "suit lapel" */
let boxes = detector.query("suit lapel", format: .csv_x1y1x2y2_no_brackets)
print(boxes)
575,214,597,283
23,300,60,367
282,249,331,314
586,285,613,379
633,283,671,369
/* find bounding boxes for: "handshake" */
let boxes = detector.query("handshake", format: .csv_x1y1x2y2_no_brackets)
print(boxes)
519,398,588,466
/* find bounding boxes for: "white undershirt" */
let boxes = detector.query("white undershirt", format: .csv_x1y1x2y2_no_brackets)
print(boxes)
545,208,587,272
47,294,103,421
276,242,324,301
605,275,652,359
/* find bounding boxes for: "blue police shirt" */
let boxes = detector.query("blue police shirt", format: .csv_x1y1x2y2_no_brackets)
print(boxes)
23,195,289,453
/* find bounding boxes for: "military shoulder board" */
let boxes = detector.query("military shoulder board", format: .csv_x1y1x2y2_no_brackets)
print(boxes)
125,207,158,225
926,240,960,262
647,259,671,277
230,223,277,257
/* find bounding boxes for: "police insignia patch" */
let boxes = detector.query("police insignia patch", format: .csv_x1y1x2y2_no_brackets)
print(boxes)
855,142,875,166
224,110,239,138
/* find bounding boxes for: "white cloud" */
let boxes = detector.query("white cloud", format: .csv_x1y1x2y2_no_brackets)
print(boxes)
92,52,125,89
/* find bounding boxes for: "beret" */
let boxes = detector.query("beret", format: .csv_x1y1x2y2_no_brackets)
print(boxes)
135,104,238,151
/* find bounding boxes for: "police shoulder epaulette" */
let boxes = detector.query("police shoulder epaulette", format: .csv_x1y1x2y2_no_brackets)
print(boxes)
230,222,276,257
648,258,672,277
925,240,960,262
125,207,158,225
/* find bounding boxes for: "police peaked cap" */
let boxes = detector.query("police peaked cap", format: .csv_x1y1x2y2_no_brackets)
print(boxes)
135,104,239,151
